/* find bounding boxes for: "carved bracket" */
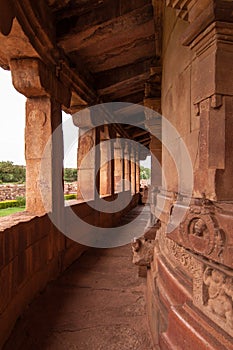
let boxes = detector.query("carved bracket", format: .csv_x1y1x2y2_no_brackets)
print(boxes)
9,58,71,107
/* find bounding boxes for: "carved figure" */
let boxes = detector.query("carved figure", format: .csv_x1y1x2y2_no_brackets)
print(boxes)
193,219,207,237
203,268,233,326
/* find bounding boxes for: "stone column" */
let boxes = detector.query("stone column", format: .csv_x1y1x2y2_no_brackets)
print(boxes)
114,138,123,193
76,127,96,201
121,139,125,192
124,142,130,191
25,97,64,215
136,148,140,193
10,58,71,215
128,141,132,195
99,125,111,197
134,147,137,195
73,108,102,201
110,138,115,196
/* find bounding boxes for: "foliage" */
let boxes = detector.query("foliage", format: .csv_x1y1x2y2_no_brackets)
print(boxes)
0,161,26,183
16,196,26,207
0,196,26,209
64,194,77,200
140,166,151,180
0,200,18,209
64,168,77,182
0,161,77,184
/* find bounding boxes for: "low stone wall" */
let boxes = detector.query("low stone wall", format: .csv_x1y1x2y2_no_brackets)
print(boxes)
0,184,26,201
0,192,139,348
0,183,77,201
64,182,77,194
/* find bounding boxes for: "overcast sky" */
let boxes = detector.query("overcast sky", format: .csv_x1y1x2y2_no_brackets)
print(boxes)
0,68,150,168
0,68,78,167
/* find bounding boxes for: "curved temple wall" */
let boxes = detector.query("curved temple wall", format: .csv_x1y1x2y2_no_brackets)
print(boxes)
147,3,233,349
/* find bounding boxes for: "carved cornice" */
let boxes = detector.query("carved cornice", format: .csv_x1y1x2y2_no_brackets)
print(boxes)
182,0,233,47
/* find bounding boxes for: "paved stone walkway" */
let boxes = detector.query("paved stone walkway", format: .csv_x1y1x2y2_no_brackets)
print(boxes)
4,206,153,349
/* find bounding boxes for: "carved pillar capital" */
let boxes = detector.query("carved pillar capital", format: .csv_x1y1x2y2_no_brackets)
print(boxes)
10,58,71,107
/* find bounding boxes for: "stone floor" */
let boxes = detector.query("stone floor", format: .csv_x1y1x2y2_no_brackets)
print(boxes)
4,206,153,349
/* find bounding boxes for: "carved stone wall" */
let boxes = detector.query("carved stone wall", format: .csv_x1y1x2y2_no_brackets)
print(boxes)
147,1,233,348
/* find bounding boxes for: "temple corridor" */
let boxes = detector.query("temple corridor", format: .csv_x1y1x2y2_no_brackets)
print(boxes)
3,206,153,350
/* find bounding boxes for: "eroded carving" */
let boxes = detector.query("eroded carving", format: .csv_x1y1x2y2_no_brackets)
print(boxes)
132,221,161,272
203,267,233,330
170,203,225,263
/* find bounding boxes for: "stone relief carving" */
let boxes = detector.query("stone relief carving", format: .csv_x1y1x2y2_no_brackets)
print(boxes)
203,267,233,328
169,203,225,264
188,263,233,337
164,235,198,276
132,221,161,276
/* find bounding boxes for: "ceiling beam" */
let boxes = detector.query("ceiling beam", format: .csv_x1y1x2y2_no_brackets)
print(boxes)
98,74,148,97
95,57,154,90
58,4,154,52
79,36,156,73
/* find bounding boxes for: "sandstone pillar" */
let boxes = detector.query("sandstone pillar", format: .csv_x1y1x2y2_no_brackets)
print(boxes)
121,139,125,192
110,138,115,196
25,97,64,215
76,127,96,201
144,98,162,189
99,125,111,197
128,141,132,195
114,138,123,193
10,58,71,215
124,142,130,191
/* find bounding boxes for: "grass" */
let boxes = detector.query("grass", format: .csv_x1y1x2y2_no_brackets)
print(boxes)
0,207,25,217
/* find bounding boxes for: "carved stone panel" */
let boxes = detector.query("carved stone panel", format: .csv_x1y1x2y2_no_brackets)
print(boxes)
180,210,225,258
193,264,233,337
167,202,233,268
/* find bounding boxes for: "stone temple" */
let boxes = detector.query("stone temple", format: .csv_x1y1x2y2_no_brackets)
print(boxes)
0,0,233,349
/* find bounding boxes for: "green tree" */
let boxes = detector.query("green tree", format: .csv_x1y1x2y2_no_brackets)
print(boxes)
64,168,77,182
140,166,151,180
0,161,26,183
